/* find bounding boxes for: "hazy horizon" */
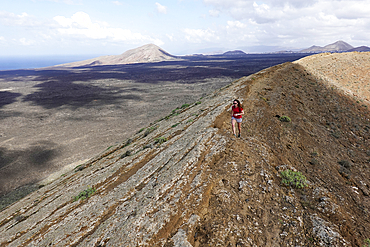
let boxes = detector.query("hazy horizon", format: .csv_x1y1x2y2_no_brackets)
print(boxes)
0,54,104,70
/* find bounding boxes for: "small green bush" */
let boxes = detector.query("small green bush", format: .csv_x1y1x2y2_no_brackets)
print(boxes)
279,116,291,122
74,187,96,201
260,96,268,102
171,123,180,128
144,126,158,137
363,238,370,247
155,136,167,145
181,103,190,109
281,169,308,189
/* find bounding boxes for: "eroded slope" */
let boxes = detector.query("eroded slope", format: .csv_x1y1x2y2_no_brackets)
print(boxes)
0,52,369,246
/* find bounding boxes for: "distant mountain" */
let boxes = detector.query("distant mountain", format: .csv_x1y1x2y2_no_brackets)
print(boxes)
55,44,180,67
347,46,370,52
222,50,247,56
300,41,354,53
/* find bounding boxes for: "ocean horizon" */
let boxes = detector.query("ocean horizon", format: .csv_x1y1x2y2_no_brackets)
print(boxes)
0,55,101,71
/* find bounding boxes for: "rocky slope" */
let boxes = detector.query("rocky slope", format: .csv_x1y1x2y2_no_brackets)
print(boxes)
0,52,370,246
0,53,309,207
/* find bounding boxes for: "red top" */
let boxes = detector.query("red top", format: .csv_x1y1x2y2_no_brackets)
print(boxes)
232,106,243,119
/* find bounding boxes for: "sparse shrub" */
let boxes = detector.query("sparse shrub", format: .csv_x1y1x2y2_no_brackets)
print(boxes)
171,123,180,128
138,128,145,133
309,158,319,165
143,144,153,149
195,101,201,105
279,116,291,122
187,119,194,123
331,130,341,138
311,151,318,157
181,103,190,109
155,136,167,145
161,108,181,121
144,126,158,137
338,160,352,169
338,160,352,179
300,200,312,209
280,169,308,189
120,150,132,159
260,96,268,102
363,238,370,247
74,187,96,201
124,139,132,146
74,164,86,172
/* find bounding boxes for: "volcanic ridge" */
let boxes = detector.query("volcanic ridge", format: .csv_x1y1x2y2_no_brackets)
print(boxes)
0,52,370,246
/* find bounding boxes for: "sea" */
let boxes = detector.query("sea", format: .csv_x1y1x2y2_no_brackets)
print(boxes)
0,55,100,71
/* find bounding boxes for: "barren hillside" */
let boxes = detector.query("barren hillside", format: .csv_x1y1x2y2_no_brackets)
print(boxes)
54,44,180,67
0,52,369,246
294,52,370,103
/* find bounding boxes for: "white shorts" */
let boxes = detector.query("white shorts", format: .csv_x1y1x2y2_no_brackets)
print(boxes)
231,117,242,123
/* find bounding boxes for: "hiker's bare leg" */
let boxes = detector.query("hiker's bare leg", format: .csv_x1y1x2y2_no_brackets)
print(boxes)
231,119,236,135
237,122,241,137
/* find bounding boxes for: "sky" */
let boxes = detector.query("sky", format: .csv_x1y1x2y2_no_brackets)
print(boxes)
1,0,370,57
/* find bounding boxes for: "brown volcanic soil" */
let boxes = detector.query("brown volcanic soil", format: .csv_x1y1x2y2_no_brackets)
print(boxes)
197,52,370,246
0,54,309,207
0,52,369,246
295,52,370,103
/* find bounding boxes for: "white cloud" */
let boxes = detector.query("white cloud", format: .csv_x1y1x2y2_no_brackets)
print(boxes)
155,2,167,14
227,20,247,29
183,28,218,43
200,0,370,48
41,0,83,5
0,36,5,41
209,9,220,17
54,12,93,28
112,1,123,6
53,12,163,44
166,34,175,41
203,0,370,23
0,11,39,26
19,38,34,46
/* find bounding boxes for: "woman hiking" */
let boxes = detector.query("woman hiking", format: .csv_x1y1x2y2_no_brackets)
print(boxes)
231,99,244,138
